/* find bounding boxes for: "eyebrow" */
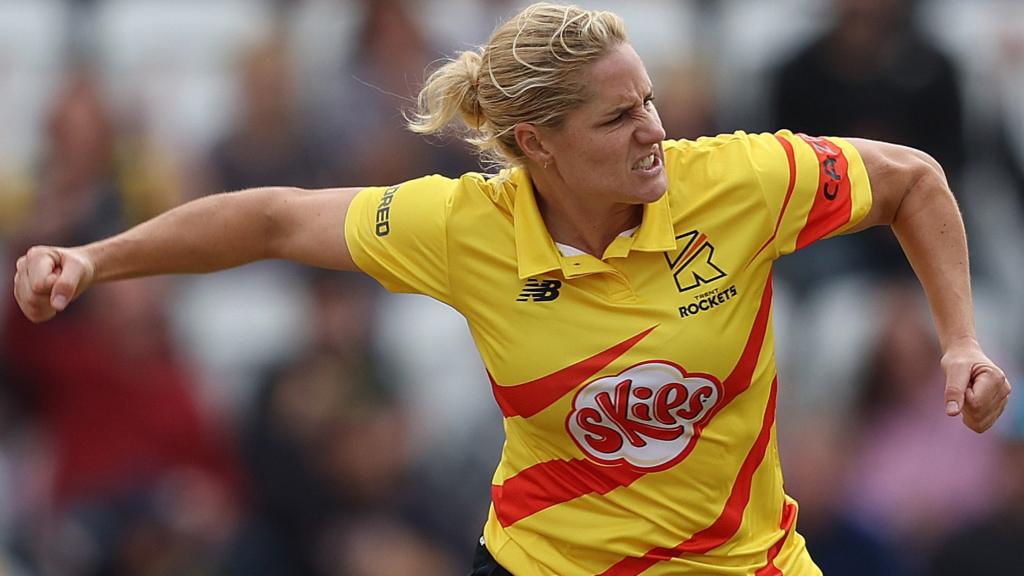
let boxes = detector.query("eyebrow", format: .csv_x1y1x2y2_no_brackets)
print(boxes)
605,104,633,118
603,91,654,118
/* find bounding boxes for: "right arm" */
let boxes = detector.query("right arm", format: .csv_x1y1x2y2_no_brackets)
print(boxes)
13,186,362,323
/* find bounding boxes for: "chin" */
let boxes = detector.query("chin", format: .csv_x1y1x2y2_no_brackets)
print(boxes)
634,178,669,204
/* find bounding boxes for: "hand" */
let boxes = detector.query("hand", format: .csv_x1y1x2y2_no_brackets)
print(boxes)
941,342,1013,433
13,245,95,323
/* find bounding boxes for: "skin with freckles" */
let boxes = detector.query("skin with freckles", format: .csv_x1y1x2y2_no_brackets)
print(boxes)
515,43,667,257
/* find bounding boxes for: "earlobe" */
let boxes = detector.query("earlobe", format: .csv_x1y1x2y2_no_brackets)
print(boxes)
514,123,553,167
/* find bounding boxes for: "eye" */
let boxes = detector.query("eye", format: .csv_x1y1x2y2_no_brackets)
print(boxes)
605,111,629,126
644,96,656,109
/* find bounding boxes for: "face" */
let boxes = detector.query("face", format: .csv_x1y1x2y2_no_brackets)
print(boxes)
540,43,668,206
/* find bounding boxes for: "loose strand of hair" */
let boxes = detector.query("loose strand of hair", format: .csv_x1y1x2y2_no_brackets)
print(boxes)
511,24,557,74
555,11,592,58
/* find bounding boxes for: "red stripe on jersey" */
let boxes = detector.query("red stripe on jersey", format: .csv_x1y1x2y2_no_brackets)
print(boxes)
490,326,657,418
492,458,645,527
717,276,773,406
794,134,853,251
747,136,798,267
492,278,775,528
754,501,797,576
599,375,779,576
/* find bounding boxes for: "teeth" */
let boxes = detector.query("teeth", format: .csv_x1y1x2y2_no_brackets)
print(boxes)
635,154,655,170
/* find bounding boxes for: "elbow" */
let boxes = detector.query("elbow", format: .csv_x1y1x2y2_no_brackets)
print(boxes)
892,150,956,228
913,148,947,181
908,148,949,194
852,138,956,230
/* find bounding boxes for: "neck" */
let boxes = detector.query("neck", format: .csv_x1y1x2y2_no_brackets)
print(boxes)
532,174,642,258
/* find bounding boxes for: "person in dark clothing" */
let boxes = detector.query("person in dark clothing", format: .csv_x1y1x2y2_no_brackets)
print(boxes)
770,0,967,289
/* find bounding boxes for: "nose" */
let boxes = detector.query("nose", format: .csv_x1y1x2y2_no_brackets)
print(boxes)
636,106,666,145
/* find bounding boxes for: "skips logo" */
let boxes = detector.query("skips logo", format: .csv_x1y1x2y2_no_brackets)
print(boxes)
664,230,726,292
566,361,721,471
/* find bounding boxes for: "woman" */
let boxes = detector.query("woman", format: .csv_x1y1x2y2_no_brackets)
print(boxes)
13,3,1011,575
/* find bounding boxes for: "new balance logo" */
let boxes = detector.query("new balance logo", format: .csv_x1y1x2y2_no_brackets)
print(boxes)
517,278,562,302
664,231,727,292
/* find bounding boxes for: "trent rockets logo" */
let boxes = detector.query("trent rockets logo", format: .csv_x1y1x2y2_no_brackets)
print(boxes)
567,361,722,471
664,230,726,292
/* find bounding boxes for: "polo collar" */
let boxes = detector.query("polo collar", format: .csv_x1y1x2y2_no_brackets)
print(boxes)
511,168,677,279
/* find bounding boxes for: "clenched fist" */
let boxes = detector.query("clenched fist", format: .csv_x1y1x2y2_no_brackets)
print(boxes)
13,246,95,323
941,342,1013,433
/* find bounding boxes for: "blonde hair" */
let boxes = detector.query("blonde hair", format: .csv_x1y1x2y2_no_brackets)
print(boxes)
407,2,627,168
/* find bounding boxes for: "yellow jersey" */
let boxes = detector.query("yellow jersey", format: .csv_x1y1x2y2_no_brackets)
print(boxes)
344,131,872,575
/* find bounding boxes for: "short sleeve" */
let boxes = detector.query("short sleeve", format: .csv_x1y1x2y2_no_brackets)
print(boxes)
748,130,872,258
344,174,456,303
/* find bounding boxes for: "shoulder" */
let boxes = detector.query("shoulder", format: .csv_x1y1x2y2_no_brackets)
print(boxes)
663,132,769,178
373,171,504,207
658,134,768,215
365,170,516,235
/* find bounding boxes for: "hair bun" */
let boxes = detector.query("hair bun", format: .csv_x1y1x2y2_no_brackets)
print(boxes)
456,49,484,129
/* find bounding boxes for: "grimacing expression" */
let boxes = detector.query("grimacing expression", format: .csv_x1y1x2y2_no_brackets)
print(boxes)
542,43,668,206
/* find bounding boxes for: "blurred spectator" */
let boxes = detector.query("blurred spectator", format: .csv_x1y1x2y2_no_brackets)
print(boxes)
231,272,462,574
231,272,383,574
324,0,477,185
177,32,329,421
773,0,965,173
769,0,966,291
14,67,127,248
2,65,242,575
232,352,384,575
782,417,907,576
206,34,328,194
3,276,243,576
844,282,1001,566
373,291,499,550
5,64,186,250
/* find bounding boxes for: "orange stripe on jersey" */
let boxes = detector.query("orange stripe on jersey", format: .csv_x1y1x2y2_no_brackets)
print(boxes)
794,134,853,250
680,232,708,265
489,326,657,418
747,136,798,268
599,375,779,576
493,277,775,529
492,458,644,527
754,501,797,576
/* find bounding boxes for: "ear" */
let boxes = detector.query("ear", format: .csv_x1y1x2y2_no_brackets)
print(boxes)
514,123,553,167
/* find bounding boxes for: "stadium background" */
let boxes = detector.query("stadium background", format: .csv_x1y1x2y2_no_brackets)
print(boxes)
1,0,1022,574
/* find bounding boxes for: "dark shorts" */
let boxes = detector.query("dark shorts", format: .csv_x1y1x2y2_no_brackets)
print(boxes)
469,539,514,576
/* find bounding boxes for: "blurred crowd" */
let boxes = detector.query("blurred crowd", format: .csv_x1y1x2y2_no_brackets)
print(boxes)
0,0,1022,574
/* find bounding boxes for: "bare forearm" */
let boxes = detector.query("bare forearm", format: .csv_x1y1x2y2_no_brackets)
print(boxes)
891,162,976,350
849,139,1009,432
16,185,357,323
83,188,281,283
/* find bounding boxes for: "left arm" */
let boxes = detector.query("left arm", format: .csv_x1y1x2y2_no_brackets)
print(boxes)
847,138,1011,433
